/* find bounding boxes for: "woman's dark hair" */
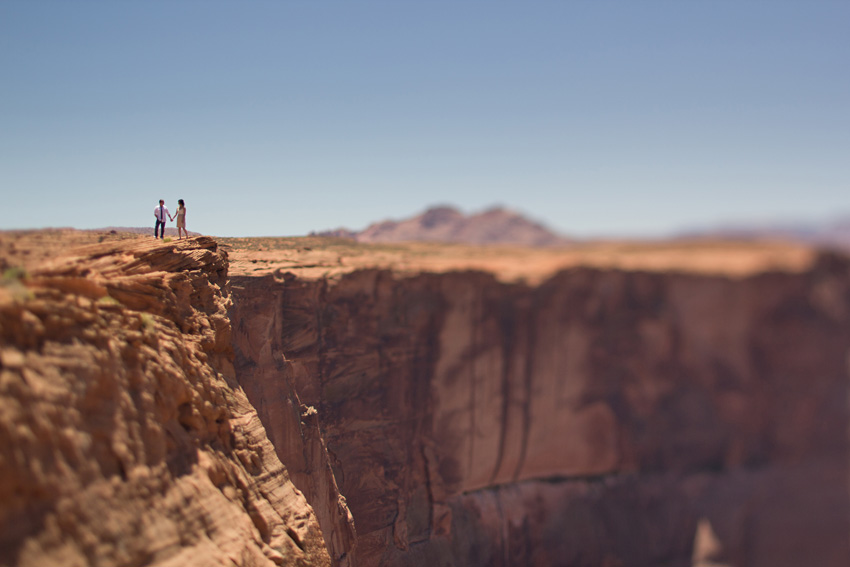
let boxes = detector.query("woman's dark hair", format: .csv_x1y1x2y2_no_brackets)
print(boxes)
178,199,184,206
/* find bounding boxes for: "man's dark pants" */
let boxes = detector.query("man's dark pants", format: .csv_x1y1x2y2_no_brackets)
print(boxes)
155,220,165,238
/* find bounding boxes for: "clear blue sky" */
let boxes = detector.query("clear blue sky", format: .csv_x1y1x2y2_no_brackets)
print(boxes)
2,1,848,238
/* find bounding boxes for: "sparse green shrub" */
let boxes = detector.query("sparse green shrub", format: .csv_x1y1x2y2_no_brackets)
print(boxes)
140,312,156,332
1,267,33,300
2,267,28,282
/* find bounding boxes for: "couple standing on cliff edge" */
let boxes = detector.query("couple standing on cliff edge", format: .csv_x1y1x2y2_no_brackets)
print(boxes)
154,199,188,239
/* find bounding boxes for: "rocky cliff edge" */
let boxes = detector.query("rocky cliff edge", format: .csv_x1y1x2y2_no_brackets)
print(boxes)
3,231,850,567
0,235,330,567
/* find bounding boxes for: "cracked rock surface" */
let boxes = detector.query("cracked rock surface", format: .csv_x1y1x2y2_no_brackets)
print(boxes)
0,233,330,567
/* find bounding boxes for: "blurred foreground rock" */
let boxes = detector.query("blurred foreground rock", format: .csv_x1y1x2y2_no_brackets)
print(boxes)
231,253,850,567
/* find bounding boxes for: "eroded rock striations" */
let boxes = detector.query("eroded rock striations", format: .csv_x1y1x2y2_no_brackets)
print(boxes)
231,256,850,567
4,232,850,567
0,236,330,567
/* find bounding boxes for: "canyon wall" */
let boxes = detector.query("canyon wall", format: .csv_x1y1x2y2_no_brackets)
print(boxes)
0,237,330,567
3,234,848,567
231,255,850,567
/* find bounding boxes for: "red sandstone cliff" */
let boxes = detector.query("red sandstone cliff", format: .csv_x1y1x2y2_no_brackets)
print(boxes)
0,235,330,567
230,255,850,567
3,232,849,567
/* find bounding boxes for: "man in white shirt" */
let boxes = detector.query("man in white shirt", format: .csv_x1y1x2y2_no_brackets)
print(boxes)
154,199,169,238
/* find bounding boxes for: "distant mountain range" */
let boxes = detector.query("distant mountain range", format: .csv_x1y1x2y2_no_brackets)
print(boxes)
315,206,850,249
315,206,572,247
316,206,850,250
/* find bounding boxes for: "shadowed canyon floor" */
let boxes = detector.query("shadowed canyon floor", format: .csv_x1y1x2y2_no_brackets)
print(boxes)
2,229,849,567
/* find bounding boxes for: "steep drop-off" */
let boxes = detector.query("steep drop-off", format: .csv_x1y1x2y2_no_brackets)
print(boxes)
3,233,849,567
231,254,850,567
0,236,330,567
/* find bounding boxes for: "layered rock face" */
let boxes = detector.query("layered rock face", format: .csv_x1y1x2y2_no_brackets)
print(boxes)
4,233,848,567
0,237,330,567
231,256,850,567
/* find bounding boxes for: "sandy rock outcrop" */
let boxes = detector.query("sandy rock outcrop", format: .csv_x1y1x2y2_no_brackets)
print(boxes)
0,236,330,567
231,255,850,567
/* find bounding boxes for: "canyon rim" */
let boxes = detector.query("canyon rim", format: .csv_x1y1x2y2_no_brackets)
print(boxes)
1,230,848,567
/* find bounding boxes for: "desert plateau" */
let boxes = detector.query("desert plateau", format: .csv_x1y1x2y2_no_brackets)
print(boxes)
1,228,848,567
